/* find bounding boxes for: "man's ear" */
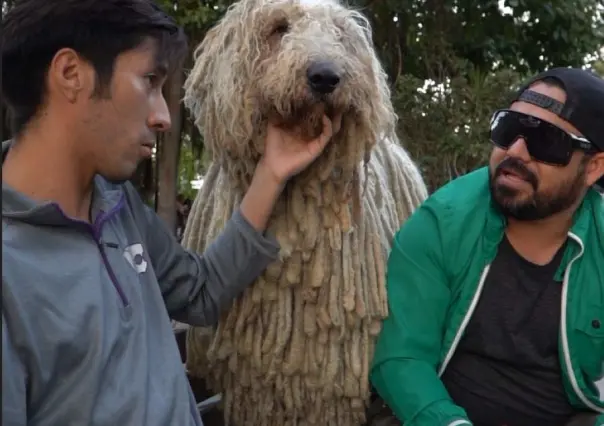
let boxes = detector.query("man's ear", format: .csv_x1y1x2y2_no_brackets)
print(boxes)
47,48,95,103
585,151,604,187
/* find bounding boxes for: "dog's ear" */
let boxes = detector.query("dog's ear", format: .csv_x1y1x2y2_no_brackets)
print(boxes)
349,10,374,46
183,21,231,118
183,6,262,162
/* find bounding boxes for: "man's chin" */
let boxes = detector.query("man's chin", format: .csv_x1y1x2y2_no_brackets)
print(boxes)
491,181,530,200
491,199,534,221
490,185,535,219
99,165,138,185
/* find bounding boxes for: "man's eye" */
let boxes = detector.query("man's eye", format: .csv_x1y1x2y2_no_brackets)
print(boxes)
145,74,159,86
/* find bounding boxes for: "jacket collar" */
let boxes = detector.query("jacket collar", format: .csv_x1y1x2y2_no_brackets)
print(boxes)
1,139,124,228
482,168,602,261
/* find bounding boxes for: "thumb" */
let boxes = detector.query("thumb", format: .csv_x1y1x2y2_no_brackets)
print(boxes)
306,115,336,158
315,115,335,150
332,113,343,135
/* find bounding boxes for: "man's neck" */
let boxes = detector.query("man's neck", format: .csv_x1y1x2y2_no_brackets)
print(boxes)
505,208,577,266
2,122,95,222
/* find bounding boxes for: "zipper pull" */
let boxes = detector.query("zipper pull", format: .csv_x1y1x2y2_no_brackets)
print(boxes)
99,240,119,249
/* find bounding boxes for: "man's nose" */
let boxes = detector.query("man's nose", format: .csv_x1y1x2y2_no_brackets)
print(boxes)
506,136,532,162
149,94,172,132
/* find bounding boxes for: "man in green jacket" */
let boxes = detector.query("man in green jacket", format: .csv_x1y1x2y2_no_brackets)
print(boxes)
370,67,604,426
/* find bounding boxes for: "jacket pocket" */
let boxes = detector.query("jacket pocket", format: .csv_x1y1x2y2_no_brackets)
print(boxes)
574,304,604,380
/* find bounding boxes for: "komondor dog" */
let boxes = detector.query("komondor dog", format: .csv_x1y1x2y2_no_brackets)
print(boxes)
181,0,428,425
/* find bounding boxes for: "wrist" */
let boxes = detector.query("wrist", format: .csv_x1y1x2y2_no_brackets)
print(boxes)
254,159,288,191
239,161,286,232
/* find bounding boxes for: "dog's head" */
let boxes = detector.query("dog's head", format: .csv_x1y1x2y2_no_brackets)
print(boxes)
184,0,396,181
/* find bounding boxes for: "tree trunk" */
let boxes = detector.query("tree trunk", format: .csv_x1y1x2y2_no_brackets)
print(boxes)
131,158,155,205
156,69,185,234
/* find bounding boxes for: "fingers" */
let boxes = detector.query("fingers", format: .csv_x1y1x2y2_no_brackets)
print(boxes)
318,113,341,146
320,114,333,143
332,113,343,135
309,116,330,155
305,114,338,158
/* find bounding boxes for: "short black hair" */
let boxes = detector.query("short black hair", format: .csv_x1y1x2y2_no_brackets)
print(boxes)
1,0,188,136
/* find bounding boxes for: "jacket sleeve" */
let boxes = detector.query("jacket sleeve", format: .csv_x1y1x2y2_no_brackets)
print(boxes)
595,413,603,426
369,201,472,426
2,313,27,426
125,184,280,326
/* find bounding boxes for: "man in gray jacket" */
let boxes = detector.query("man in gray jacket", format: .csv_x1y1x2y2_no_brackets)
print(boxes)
1,1,340,425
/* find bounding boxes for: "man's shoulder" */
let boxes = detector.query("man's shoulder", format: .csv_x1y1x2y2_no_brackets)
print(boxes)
429,166,490,204
394,166,497,265
590,188,604,219
420,166,493,224
578,188,604,249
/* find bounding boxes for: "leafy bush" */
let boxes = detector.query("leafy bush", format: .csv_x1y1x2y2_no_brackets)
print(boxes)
394,62,523,191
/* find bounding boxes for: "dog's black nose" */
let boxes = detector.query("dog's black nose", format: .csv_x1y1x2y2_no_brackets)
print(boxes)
307,61,340,94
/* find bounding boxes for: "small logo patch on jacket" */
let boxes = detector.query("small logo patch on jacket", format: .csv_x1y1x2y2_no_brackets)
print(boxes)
123,243,148,274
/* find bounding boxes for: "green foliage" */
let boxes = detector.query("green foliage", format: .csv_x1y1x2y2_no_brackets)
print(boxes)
177,134,211,200
354,0,603,82
394,61,522,191
156,0,230,36
593,59,604,76
448,0,603,74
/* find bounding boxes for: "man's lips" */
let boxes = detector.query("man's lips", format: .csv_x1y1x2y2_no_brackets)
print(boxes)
500,168,525,179
494,158,539,190
141,141,156,153
140,141,155,158
497,168,534,188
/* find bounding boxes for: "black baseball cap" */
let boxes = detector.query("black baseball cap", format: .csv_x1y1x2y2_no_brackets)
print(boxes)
511,67,604,190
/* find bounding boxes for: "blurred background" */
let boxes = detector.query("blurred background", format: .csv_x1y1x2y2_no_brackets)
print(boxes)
2,0,603,234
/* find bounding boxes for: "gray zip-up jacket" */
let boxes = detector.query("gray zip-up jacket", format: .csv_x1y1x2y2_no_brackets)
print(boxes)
2,141,280,426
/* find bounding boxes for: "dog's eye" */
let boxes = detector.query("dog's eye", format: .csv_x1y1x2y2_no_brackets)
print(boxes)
271,22,290,36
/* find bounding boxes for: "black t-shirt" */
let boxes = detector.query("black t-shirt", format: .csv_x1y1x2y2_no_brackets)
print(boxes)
441,236,577,426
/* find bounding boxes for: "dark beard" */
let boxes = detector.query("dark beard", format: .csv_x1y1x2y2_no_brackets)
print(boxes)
489,157,586,221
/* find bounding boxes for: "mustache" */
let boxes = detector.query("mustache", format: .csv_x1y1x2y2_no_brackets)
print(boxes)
495,157,538,190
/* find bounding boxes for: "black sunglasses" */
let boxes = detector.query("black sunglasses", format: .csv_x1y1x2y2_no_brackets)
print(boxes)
489,109,597,166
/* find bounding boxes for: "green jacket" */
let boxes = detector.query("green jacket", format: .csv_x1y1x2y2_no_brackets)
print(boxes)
370,166,604,426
